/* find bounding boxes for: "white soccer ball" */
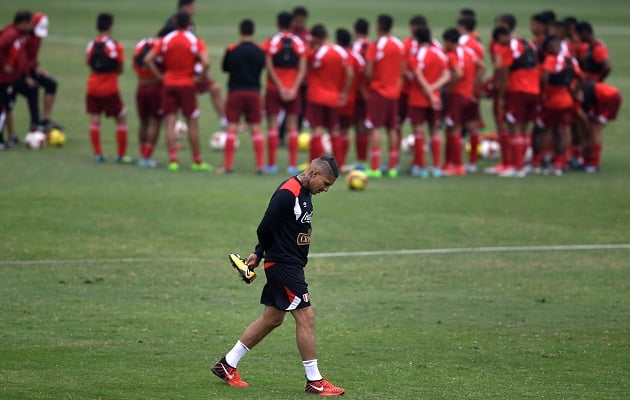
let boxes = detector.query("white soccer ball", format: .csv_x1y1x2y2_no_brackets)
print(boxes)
479,139,500,160
209,131,239,151
174,120,188,138
24,131,47,149
401,134,415,153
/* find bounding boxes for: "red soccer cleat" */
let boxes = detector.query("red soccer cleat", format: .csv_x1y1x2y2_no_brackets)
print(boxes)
442,165,466,176
305,378,345,396
211,359,249,388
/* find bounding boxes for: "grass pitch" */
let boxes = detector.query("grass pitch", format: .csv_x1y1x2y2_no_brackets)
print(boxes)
1,0,629,399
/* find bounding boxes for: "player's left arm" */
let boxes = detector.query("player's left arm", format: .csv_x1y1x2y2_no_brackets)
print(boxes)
594,45,611,82
115,41,124,75
289,54,307,98
474,56,486,87
197,40,210,76
221,47,231,73
340,63,353,106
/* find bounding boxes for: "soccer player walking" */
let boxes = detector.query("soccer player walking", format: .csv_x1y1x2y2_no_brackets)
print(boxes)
211,155,345,396
219,19,266,173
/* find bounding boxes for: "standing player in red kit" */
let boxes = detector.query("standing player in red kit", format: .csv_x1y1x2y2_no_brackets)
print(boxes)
364,14,405,178
85,13,133,164
407,26,450,178
399,15,429,151
219,19,266,174
158,0,227,130
351,18,371,168
133,37,162,168
261,11,307,175
441,28,485,176
576,21,611,83
538,36,582,176
7,12,62,142
457,15,486,173
0,10,33,149
305,24,352,162
492,17,540,178
144,11,211,171
335,27,365,169
578,81,622,173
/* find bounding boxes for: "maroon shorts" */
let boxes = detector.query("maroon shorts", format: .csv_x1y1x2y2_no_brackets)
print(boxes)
307,102,339,132
226,90,262,124
366,90,399,129
593,93,622,123
542,107,573,128
444,93,477,127
408,106,440,128
86,93,125,117
162,85,199,118
265,89,301,115
505,92,539,124
338,115,353,130
195,75,216,94
136,82,163,120
354,97,367,123
398,92,409,122
338,96,355,117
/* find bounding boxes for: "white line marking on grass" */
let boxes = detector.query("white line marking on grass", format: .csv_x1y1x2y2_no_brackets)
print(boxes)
309,244,630,258
1,244,629,266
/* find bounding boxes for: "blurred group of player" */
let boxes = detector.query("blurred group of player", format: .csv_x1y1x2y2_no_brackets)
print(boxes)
0,10,62,150
122,2,616,177
5,1,620,177
483,10,620,177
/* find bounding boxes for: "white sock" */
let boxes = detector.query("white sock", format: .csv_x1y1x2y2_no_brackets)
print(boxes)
303,359,323,381
225,340,249,368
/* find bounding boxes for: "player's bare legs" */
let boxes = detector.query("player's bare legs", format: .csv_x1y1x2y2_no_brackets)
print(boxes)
186,116,209,170
367,126,383,177
285,113,299,173
266,112,280,172
386,126,399,177
43,93,55,123
239,306,285,348
209,81,226,128
113,113,132,164
89,113,103,161
139,115,161,167
291,306,317,361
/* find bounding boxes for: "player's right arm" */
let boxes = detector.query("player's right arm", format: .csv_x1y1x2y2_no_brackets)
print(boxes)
221,46,231,73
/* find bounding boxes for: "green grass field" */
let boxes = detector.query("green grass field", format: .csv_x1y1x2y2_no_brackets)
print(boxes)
1,1,629,399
